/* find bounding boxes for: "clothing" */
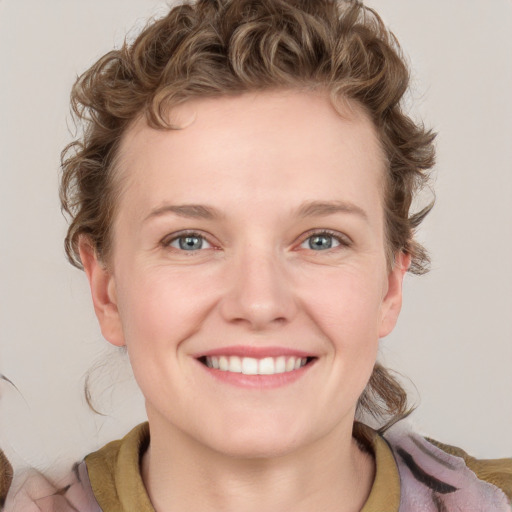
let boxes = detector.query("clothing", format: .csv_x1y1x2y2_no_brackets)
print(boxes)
3,421,511,511
381,422,512,511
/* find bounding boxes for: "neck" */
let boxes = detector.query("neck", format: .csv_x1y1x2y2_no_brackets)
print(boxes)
141,413,375,512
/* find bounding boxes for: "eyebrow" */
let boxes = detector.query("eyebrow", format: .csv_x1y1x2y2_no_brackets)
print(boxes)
144,204,225,222
296,200,368,221
144,200,368,222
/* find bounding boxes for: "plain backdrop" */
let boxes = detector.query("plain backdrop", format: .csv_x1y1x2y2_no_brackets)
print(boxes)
1,0,511,473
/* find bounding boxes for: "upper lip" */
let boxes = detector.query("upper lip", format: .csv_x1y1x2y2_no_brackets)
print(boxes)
192,345,317,359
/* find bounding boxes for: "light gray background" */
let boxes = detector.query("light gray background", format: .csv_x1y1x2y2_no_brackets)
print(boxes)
1,0,511,473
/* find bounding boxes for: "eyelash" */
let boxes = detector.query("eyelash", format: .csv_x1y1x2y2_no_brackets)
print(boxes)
161,229,352,254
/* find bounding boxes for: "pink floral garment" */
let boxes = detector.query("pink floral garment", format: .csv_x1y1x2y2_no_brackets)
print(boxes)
384,421,512,512
3,462,100,512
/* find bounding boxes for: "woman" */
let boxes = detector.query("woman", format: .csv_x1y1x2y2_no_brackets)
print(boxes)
3,0,511,510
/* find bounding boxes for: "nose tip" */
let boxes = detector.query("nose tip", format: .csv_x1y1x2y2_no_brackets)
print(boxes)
219,252,297,330
229,303,288,330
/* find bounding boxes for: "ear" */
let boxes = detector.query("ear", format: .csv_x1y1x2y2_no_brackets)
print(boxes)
379,251,410,338
79,237,125,347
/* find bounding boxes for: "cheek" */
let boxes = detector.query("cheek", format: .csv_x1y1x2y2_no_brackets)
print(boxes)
293,268,385,422
300,265,386,344
114,263,221,347
300,266,384,388
113,266,215,398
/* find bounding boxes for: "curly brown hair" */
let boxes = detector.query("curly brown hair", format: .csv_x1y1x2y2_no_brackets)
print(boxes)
61,0,435,424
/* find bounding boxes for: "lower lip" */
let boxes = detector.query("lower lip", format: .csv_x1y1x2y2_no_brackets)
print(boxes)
196,360,315,389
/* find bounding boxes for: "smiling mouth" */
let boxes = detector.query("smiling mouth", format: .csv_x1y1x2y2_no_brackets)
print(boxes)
198,355,316,376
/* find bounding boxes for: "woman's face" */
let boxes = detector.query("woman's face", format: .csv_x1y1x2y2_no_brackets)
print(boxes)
82,90,407,457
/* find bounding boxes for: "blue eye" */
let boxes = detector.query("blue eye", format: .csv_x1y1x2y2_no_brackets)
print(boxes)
167,233,212,251
163,230,348,253
300,232,346,251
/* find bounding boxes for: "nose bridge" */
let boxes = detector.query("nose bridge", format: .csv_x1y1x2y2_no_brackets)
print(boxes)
220,238,297,329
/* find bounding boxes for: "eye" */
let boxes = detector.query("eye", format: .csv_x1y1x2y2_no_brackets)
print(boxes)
299,230,349,251
164,232,212,252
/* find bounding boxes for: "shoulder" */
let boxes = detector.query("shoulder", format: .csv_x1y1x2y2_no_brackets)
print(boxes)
1,460,101,512
426,437,512,501
85,422,153,511
1,424,151,512
84,421,149,486
382,420,512,511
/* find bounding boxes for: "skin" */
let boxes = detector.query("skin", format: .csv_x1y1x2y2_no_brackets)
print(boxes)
80,90,409,512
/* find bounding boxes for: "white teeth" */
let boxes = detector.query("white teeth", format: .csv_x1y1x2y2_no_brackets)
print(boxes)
230,356,242,373
259,357,275,375
241,357,258,375
204,355,309,375
276,356,286,373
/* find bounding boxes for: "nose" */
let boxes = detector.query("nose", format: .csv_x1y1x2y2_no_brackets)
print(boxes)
219,245,298,331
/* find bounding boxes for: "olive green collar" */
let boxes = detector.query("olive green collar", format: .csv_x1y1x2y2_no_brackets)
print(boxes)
85,422,400,512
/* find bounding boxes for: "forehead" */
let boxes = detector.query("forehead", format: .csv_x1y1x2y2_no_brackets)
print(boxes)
115,90,385,221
